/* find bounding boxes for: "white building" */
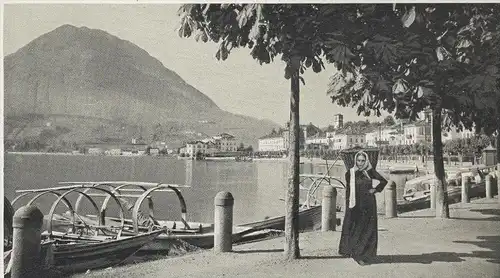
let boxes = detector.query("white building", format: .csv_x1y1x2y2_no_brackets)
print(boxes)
258,134,286,152
365,131,378,147
461,128,475,139
212,133,238,152
403,121,432,145
442,128,462,142
184,141,208,156
305,134,330,148
87,147,104,155
325,131,336,138
330,133,365,150
381,127,404,145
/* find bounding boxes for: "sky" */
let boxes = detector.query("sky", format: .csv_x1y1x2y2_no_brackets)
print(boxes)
3,3,388,127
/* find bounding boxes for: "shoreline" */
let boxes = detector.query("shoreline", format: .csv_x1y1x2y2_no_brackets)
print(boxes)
6,151,85,156
5,151,473,170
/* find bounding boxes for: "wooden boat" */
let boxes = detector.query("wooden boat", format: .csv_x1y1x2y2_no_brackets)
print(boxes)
12,181,282,253
398,165,497,213
3,229,166,277
239,205,323,232
59,213,281,251
10,176,330,258
41,228,167,274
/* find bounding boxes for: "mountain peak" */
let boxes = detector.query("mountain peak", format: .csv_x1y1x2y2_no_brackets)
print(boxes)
6,24,220,113
4,25,279,146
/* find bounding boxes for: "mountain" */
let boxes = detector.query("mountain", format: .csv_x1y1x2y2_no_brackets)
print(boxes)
4,24,280,148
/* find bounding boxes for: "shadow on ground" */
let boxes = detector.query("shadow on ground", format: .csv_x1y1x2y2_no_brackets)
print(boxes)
370,236,500,265
454,236,500,264
374,252,466,264
300,255,345,260
233,249,284,254
296,235,500,264
452,209,500,221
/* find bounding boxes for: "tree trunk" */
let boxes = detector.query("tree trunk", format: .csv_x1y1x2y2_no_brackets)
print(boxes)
432,107,450,218
496,128,500,163
497,128,500,199
284,69,300,260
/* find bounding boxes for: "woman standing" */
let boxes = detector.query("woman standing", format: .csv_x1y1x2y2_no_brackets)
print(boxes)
338,150,387,265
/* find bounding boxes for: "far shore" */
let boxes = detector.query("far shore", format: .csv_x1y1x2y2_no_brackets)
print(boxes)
4,151,474,170
6,151,85,156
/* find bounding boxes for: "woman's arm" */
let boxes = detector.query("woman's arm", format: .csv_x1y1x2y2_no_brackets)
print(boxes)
370,169,388,193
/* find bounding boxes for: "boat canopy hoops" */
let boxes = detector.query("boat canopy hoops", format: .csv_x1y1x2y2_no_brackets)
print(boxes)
46,186,126,238
131,185,189,234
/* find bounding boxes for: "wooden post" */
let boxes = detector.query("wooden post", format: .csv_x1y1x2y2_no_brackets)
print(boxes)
461,174,471,204
485,174,493,199
385,180,397,218
11,206,44,278
321,186,337,232
214,191,234,253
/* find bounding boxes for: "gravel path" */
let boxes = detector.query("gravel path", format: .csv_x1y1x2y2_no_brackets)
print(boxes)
72,198,500,278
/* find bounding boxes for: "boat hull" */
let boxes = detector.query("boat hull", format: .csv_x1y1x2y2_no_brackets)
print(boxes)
239,205,323,232
42,229,164,274
82,206,323,252
397,183,488,213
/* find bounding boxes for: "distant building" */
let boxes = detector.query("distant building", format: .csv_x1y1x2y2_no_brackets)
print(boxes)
305,134,330,148
258,134,286,152
206,141,218,156
325,131,336,138
333,114,344,129
212,133,238,152
330,132,365,150
365,131,379,147
87,147,104,155
107,148,122,156
442,128,461,142
403,121,431,145
461,128,475,139
185,141,208,156
380,125,404,145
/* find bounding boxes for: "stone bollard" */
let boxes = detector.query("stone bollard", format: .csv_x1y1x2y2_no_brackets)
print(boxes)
321,185,337,232
214,191,234,253
486,174,493,199
385,180,397,218
389,167,416,202
11,205,44,278
461,175,471,204
430,184,436,209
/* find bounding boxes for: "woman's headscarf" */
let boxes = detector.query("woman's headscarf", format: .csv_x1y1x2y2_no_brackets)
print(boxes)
349,150,373,208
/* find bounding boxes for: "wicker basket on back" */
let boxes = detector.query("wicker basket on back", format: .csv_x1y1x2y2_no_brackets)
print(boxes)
340,147,380,170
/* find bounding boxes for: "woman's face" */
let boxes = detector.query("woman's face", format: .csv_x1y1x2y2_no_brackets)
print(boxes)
356,153,367,169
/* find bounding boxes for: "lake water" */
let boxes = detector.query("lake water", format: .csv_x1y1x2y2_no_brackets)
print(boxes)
4,154,349,225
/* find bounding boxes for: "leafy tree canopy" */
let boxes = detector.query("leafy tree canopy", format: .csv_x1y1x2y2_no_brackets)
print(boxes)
178,4,377,81
327,4,500,134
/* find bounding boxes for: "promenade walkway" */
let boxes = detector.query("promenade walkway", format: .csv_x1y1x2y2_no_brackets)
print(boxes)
74,197,500,278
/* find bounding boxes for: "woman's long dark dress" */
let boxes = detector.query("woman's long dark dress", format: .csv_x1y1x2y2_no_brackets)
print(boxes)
338,168,387,262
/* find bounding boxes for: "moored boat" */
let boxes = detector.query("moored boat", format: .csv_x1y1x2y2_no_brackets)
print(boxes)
41,228,167,274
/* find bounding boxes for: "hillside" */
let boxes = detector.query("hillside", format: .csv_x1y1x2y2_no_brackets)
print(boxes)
4,24,279,148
